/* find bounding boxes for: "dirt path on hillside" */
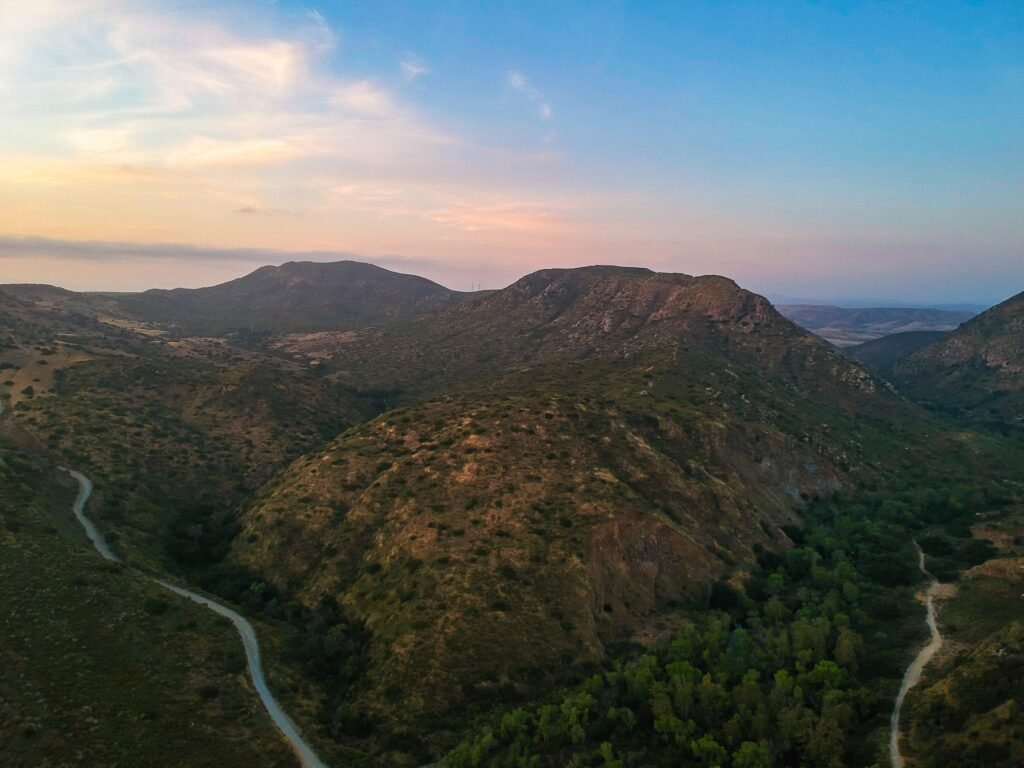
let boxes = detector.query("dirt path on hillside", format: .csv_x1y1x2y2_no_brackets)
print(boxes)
889,540,943,768
61,468,328,768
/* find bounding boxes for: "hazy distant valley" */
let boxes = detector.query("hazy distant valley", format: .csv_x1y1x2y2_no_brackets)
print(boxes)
776,304,977,347
2,261,1023,768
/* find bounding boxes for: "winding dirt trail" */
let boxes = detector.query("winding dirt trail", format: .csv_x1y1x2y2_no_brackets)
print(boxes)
61,468,328,768
889,540,943,768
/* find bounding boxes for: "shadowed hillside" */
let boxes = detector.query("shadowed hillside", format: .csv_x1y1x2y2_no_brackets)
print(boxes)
845,330,949,376
893,290,1024,436
0,439,298,767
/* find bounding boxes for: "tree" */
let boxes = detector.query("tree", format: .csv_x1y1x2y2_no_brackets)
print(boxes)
733,741,772,768
690,733,729,767
599,742,625,768
834,628,863,674
560,692,597,745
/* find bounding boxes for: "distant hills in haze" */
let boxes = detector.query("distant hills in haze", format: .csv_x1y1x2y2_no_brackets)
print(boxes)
776,304,976,346
98,260,481,334
767,293,990,314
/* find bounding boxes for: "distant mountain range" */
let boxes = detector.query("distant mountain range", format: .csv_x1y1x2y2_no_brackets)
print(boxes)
777,304,976,346
767,294,991,314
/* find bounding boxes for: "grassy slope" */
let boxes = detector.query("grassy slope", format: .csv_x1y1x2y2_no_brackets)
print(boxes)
11,341,371,569
0,442,296,768
0,305,370,766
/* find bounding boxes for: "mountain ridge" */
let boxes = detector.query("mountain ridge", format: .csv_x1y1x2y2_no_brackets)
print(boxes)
892,290,1024,434
225,263,943,740
97,260,477,333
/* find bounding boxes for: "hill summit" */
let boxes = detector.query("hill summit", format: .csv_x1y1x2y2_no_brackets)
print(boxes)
105,260,471,333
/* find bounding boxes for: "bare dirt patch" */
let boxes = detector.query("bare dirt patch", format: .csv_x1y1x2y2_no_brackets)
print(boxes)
966,557,1024,581
0,342,91,406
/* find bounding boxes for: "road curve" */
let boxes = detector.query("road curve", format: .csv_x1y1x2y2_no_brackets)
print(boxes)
62,469,119,562
889,539,943,768
156,579,328,768
61,468,328,768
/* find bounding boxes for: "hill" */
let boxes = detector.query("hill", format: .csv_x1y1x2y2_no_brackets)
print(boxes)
777,305,973,347
287,267,883,404
902,524,1024,768
227,266,974,757
892,291,1024,435
102,260,474,334
6,261,1024,766
845,330,949,376
0,288,376,569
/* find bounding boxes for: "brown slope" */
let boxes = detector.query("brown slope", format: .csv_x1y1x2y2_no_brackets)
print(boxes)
1,286,375,567
231,266,918,740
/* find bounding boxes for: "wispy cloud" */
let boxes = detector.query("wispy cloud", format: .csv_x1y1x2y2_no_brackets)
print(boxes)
0,233,430,269
0,235,300,263
0,2,599,292
330,79,396,116
0,3,438,186
507,70,553,120
426,201,573,233
400,54,429,81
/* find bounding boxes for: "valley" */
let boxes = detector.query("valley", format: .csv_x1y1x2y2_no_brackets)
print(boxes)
2,262,1022,767
776,305,975,347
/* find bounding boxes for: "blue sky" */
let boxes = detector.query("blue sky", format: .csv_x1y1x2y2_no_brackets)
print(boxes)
0,1,1021,303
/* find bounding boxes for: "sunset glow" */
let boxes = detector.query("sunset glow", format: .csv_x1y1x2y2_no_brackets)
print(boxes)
1,1,1022,301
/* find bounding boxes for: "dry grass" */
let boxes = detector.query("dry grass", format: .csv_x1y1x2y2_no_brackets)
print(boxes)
0,340,91,405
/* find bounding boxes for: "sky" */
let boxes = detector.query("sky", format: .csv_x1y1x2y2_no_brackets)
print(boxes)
0,0,1021,303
